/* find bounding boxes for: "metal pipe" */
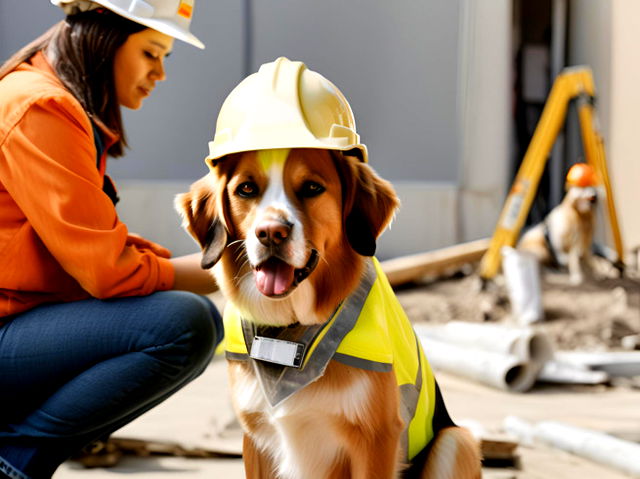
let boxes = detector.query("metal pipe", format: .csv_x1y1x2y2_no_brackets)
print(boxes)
504,416,640,477
419,337,539,393
414,321,553,363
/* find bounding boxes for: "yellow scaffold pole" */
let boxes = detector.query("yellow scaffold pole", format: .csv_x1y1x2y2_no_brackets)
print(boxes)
478,66,624,280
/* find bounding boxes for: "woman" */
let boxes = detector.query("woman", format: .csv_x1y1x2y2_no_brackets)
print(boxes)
0,1,222,478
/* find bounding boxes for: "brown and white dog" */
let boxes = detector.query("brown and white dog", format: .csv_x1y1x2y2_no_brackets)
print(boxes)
176,148,481,479
517,185,598,284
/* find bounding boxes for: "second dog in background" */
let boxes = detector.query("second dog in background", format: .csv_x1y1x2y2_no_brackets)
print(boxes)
517,162,599,285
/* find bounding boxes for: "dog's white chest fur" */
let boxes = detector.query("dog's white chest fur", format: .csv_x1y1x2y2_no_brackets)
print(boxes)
231,362,373,479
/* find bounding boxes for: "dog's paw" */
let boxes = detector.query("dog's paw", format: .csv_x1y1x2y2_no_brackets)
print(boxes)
569,273,584,285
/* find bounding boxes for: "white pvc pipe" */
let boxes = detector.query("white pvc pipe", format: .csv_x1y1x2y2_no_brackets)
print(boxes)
420,337,539,392
414,321,553,364
554,351,640,378
537,359,609,385
504,416,640,477
501,246,544,325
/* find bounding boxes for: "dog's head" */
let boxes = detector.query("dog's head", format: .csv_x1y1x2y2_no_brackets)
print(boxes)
176,148,399,324
564,185,598,215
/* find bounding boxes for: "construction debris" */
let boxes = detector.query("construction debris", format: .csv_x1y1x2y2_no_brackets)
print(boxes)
380,238,489,286
622,334,640,351
480,436,520,469
503,416,640,478
537,359,610,385
553,350,640,378
109,437,240,458
415,322,553,392
459,419,521,468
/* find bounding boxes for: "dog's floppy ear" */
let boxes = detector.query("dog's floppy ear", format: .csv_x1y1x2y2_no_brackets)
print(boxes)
335,154,400,256
175,175,228,269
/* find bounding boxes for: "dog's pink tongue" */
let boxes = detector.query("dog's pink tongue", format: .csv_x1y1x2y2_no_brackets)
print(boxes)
255,258,295,296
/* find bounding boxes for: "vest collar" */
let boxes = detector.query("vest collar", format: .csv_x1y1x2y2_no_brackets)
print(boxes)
236,259,377,407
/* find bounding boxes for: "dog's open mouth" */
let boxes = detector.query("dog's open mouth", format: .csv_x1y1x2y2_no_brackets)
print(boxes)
254,250,319,297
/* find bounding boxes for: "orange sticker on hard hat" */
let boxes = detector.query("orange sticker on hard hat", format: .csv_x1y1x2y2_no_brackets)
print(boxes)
177,2,193,19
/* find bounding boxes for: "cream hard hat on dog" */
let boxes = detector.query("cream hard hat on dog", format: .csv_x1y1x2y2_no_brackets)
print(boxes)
51,0,204,49
206,57,368,166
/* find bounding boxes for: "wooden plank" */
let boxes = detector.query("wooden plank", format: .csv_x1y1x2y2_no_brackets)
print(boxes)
481,435,520,461
380,238,490,286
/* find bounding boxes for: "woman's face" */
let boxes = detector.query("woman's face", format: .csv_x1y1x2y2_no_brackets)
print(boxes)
114,29,174,109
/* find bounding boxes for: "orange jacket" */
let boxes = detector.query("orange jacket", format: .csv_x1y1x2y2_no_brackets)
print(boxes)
0,51,174,318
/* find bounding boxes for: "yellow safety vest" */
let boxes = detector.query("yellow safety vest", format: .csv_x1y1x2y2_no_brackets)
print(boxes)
224,258,437,461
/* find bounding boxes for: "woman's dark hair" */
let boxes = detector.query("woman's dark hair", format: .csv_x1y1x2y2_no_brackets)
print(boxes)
0,10,146,157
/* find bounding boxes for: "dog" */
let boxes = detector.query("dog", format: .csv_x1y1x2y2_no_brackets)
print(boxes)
176,147,481,478
517,184,598,284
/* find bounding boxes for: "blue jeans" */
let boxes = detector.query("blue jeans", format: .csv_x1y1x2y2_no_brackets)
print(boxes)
0,291,223,479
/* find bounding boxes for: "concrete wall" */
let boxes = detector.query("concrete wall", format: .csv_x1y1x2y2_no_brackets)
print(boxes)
249,0,461,183
568,0,612,145
457,0,512,242
2,0,470,260
0,1,244,183
607,2,640,251
0,1,462,185
115,180,459,259
568,0,640,252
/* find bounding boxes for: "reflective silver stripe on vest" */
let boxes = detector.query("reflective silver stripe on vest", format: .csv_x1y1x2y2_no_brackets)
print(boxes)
238,260,377,407
332,352,392,372
398,333,424,460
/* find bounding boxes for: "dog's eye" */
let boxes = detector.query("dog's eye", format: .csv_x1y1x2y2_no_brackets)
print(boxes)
236,182,259,198
300,181,325,198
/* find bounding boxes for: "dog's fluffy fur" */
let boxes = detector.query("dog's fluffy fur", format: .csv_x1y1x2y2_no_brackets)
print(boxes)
517,185,598,284
177,148,481,478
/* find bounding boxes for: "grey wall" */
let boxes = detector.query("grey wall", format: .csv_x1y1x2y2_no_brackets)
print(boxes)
0,2,64,55
567,0,612,165
0,0,245,183
2,0,469,259
2,0,461,184
250,0,461,183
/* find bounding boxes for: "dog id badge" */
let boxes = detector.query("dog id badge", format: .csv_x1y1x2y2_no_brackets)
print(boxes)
250,336,305,368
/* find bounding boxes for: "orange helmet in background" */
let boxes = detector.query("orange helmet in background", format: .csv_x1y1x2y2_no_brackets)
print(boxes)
565,163,598,188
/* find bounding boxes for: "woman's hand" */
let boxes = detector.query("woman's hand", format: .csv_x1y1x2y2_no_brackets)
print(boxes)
127,233,172,258
170,253,218,294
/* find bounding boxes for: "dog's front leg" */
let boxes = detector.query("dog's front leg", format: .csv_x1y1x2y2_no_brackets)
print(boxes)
242,434,278,479
347,431,403,479
343,373,404,479
568,248,584,285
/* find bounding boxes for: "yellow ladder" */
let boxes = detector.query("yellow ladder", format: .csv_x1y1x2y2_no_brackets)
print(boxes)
478,66,624,280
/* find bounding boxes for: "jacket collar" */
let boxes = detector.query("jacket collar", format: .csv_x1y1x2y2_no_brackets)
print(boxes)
28,51,120,150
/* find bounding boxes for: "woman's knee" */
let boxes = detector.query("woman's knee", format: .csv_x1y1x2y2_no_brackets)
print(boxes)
140,291,222,374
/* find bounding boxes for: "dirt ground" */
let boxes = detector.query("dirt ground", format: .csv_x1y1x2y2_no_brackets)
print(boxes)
393,256,640,477
395,256,640,353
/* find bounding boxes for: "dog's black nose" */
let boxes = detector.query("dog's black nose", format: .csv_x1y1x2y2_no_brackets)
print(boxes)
256,220,292,246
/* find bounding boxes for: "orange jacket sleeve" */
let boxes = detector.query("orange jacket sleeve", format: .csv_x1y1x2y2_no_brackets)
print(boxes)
0,73,174,301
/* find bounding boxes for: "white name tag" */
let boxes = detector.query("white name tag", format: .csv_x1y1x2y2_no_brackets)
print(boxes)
249,336,305,368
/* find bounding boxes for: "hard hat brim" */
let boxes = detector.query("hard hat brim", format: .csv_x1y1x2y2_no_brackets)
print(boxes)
205,143,368,168
99,0,205,49
52,0,205,49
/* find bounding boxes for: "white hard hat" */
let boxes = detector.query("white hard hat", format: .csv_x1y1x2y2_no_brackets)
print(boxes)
206,57,367,166
51,0,204,49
